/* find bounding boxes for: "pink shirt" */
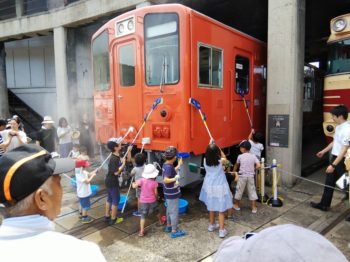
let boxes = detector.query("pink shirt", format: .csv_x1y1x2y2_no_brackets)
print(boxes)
237,152,259,177
136,178,158,203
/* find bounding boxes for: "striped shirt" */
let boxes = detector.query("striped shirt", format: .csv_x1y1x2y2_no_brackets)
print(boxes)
162,163,181,199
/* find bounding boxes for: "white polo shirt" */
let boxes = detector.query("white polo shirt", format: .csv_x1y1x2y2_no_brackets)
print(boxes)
331,121,350,156
0,215,106,261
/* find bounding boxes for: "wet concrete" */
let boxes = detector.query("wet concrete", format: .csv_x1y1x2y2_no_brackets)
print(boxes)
1,162,350,261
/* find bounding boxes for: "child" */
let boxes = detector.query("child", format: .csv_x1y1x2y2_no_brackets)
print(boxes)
132,164,159,236
78,145,90,161
233,140,260,213
162,146,186,238
130,153,146,217
105,138,132,225
199,143,233,238
68,144,80,159
75,159,96,224
248,129,264,160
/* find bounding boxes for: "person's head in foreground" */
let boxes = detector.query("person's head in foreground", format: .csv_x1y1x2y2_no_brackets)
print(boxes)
214,224,347,262
0,144,74,220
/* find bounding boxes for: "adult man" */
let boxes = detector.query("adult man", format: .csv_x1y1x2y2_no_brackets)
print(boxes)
311,105,350,211
36,115,58,153
0,144,106,261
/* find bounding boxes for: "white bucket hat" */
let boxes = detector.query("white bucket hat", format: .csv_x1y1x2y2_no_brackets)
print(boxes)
214,224,347,262
42,116,54,124
142,164,159,179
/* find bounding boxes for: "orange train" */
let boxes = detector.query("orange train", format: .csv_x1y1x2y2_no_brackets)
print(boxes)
92,4,267,185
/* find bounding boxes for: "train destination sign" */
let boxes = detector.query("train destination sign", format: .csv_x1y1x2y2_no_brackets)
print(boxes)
268,114,289,148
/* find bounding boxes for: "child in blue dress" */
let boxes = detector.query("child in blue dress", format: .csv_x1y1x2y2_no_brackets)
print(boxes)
199,143,233,238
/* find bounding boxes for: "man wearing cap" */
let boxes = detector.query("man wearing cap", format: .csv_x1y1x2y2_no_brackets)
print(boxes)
0,144,106,261
35,116,58,153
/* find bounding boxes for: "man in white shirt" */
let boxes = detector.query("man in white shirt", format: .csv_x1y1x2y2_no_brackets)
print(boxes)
0,144,106,262
311,105,350,211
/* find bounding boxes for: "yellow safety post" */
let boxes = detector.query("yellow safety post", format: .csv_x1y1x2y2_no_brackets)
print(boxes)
345,149,350,205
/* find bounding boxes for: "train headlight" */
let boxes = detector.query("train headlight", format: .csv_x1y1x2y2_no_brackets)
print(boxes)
326,125,334,133
127,19,134,31
118,23,125,34
333,18,347,32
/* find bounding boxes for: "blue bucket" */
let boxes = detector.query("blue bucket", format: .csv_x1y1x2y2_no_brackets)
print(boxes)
70,177,99,197
90,185,99,197
164,198,188,214
118,194,128,210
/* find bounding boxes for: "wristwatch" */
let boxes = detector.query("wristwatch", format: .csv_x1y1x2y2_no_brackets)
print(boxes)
331,163,336,168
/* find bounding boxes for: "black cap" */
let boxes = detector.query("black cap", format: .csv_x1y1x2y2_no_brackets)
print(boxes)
0,144,75,204
238,140,251,150
164,146,177,160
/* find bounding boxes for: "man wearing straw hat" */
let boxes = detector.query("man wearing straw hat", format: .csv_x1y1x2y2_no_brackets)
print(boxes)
0,144,106,261
36,116,58,153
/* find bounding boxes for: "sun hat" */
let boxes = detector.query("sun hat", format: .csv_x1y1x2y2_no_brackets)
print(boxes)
75,159,90,168
42,116,55,124
0,144,75,204
213,224,347,262
142,164,159,179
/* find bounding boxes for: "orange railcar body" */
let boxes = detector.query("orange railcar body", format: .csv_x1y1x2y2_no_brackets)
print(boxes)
93,4,266,155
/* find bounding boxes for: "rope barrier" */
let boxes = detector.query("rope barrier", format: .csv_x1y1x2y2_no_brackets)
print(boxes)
277,167,347,193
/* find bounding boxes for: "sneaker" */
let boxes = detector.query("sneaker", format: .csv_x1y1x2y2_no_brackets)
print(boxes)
219,229,228,238
208,223,220,232
233,205,241,211
81,216,93,224
138,230,145,237
104,216,111,224
164,226,172,233
170,230,187,238
252,208,257,214
132,211,141,217
109,217,124,225
227,216,235,221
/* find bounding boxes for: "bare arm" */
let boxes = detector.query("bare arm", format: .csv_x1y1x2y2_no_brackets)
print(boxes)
248,129,254,140
163,176,176,184
233,163,239,172
317,142,333,158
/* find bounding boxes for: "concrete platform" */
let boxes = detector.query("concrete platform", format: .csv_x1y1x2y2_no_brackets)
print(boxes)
50,166,350,262
1,164,349,261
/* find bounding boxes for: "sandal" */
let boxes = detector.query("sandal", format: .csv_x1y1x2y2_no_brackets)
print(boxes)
138,230,145,237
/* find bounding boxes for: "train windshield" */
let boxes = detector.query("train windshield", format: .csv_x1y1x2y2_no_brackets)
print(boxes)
92,30,110,91
144,13,179,86
327,38,350,75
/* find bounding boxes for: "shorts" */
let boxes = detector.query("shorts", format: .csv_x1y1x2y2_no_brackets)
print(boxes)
139,201,158,219
107,187,120,206
79,196,91,210
234,176,258,201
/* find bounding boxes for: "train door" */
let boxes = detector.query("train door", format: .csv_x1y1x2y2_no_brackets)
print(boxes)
113,39,142,138
232,49,253,140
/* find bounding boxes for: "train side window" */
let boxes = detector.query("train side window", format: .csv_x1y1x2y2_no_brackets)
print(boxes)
235,56,250,94
198,44,223,88
92,30,110,91
119,44,135,87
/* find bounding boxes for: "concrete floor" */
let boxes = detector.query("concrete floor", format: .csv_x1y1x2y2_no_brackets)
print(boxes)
52,165,350,262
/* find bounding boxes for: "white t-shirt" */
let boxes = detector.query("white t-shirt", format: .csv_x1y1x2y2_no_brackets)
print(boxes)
75,168,92,198
4,130,27,151
331,121,350,156
249,139,264,159
57,126,72,144
237,152,260,177
0,215,106,262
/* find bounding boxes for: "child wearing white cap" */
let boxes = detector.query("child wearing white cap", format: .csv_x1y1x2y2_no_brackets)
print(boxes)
132,164,159,236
